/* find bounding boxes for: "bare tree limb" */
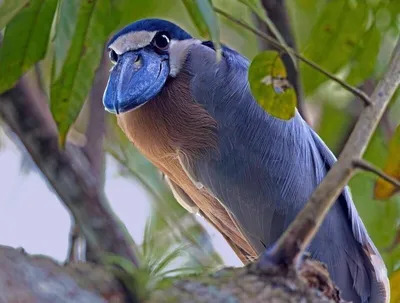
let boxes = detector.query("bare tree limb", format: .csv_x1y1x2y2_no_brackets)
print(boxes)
253,0,309,123
83,47,109,181
260,38,400,265
69,46,110,264
0,77,139,268
0,245,128,303
0,244,341,303
214,6,372,107
353,159,400,190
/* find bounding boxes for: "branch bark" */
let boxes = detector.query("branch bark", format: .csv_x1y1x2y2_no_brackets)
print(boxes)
67,46,110,263
263,38,400,264
0,245,340,303
0,77,139,268
83,47,109,181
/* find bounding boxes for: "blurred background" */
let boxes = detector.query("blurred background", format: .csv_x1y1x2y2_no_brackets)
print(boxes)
0,0,400,286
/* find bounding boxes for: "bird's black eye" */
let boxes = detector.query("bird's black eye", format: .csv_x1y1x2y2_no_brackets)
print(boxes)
109,49,118,64
153,32,170,51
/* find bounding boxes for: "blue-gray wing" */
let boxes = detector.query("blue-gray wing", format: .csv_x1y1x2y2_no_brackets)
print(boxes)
180,43,388,302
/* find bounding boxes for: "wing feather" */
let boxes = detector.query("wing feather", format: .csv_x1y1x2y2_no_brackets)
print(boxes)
176,42,389,302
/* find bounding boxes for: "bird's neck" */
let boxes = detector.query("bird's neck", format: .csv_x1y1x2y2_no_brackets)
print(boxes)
116,72,218,162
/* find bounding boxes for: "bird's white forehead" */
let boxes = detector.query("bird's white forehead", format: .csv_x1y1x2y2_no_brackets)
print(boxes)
109,31,158,55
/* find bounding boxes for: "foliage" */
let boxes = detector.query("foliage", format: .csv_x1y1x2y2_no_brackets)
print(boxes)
374,124,400,200
103,216,211,301
0,0,400,294
182,0,221,59
0,0,57,93
390,269,400,303
50,0,119,145
248,50,296,120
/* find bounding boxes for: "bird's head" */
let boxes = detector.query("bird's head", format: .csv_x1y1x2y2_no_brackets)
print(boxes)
103,19,198,114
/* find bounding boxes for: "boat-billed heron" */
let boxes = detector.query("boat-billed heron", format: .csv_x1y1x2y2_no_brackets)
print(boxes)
102,19,389,302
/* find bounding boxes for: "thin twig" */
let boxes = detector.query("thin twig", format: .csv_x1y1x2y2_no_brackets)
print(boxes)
0,77,140,268
214,6,372,106
353,159,400,189
259,38,400,266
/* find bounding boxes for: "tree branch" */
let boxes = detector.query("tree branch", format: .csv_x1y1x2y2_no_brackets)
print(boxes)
0,245,341,303
83,47,109,181
254,0,308,123
260,38,400,266
68,46,110,264
214,7,372,107
353,159,400,190
0,77,139,268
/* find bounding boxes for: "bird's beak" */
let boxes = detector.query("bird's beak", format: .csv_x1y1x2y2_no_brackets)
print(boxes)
103,48,169,114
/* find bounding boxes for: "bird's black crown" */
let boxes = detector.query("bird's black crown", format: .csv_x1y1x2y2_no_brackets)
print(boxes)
108,18,192,47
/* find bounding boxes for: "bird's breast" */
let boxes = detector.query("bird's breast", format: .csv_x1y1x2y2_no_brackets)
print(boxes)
115,74,257,257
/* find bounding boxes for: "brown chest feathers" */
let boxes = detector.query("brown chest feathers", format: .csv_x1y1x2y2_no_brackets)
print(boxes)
117,72,217,160
117,72,257,262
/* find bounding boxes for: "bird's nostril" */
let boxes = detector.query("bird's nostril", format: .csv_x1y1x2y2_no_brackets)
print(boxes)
133,54,142,68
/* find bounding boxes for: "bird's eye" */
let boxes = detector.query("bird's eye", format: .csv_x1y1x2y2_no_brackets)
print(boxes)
153,32,170,51
109,49,119,64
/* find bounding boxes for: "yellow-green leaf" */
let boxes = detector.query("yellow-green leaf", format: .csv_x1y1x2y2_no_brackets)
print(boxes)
390,269,400,303
374,125,400,200
248,50,296,120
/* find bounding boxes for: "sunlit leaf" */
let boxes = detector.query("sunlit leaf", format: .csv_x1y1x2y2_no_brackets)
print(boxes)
248,50,296,120
0,0,29,30
191,0,221,59
182,0,209,37
50,0,119,145
390,269,400,303
374,125,400,200
0,0,57,93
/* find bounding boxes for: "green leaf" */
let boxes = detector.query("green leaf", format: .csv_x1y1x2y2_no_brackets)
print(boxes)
248,50,296,120
50,0,119,145
299,0,377,94
0,0,29,30
346,24,382,86
374,124,400,200
0,0,57,93
192,0,221,59
182,0,209,38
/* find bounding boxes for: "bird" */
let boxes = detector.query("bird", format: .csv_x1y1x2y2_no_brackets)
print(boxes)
102,18,389,302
